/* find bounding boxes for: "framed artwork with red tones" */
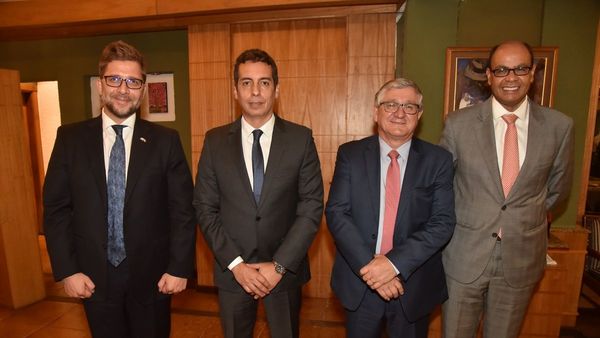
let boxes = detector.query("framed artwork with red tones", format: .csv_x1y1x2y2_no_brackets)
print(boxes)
443,47,558,117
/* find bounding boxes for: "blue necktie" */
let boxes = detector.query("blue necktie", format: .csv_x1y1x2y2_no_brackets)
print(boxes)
107,125,126,267
252,129,264,203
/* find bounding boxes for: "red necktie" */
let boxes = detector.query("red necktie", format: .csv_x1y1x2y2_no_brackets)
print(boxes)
380,150,400,254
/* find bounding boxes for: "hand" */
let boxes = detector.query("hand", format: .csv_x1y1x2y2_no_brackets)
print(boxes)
375,277,404,301
231,263,271,299
246,262,283,293
359,254,397,290
157,273,187,295
63,273,95,298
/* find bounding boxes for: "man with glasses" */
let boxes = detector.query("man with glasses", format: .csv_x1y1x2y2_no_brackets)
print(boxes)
43,40,196,337
326,78,455,338
440,40,574,338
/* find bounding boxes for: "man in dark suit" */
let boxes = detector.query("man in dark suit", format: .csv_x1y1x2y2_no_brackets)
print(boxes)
326,78,456,338
193,49,323,338
440,41,574,338
43,40,196,338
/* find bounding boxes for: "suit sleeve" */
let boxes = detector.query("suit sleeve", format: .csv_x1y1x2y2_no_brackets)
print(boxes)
43,126,79,281
325,145,377,275
194,135,245,271
387,150,456,281
165,131,197,278
272,132,324,273
545,117,574,211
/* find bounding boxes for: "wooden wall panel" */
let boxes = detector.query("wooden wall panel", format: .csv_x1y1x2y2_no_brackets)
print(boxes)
0,69,45,308
188,24,233,286
190,12,396,298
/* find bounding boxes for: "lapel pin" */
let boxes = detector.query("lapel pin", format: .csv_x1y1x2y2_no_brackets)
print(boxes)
140,137,147,143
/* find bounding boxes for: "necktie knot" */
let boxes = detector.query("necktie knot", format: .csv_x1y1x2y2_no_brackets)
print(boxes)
112,125,125,137
252,129,263,142
501,114,518,125
388,150,399,161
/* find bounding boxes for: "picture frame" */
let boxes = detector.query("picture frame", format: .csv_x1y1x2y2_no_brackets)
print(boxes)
443,46,558,117
90,72,176,121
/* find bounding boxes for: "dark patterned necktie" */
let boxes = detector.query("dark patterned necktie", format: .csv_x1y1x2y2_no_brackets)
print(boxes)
107,125,126,266
252,129,264,204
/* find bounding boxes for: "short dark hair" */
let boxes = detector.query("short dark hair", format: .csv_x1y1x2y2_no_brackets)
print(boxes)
233,49,278,86
98,40,146,81
488,41,534,68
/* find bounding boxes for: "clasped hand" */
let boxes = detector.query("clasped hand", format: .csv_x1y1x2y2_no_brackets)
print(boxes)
232,262,283,299
359,254,404,301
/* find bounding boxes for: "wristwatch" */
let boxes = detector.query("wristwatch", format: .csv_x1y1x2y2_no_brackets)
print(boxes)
273,261,287,275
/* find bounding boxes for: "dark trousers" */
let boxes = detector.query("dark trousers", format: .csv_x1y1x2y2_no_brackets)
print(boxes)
345,289,429,338
82,260,171,338
218,287,302,338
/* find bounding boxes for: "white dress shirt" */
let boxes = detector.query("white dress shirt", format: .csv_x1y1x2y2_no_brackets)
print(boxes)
492,96,529,173
102,110,136,181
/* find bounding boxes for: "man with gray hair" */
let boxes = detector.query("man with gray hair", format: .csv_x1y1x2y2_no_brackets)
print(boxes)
326,78,455,338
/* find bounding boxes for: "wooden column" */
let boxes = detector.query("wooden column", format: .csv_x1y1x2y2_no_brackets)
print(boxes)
0,69,45,308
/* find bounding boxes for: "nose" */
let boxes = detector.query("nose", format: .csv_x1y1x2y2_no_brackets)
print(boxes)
251,82,260,96
117,81,129,93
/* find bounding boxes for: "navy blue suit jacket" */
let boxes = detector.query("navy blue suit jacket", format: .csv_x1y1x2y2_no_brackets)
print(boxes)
326,135,455,322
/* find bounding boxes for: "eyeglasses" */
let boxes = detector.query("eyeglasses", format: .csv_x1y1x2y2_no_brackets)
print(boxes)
103,75,145,89
490,66,532,77
378,101,422,115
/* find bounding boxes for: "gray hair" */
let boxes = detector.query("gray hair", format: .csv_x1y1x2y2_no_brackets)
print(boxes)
374,78,423,107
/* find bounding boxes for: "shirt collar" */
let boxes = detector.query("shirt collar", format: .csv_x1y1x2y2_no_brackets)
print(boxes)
378,137,411,161
241,114,275,139
492,96,529,121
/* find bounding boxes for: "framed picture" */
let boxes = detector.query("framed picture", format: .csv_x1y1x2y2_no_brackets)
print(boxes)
90,72,176,121
443,47,558,117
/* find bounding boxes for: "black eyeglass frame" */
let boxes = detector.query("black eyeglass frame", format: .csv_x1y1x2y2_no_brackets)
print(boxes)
103,75,145,89
490,65,532,77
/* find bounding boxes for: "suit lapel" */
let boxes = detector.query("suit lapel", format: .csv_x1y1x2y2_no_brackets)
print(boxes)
508,102,545,199
475,100,504,198
85,117,108,210
395,139,420,232
364,136,381,228
125,118,151,204
228,119,256,206
259,117,286,209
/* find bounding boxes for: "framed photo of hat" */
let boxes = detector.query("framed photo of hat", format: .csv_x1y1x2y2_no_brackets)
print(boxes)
443,46,558,117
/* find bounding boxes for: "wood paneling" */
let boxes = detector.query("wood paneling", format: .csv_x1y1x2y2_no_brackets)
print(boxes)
0,69,45,308
189,12,396,298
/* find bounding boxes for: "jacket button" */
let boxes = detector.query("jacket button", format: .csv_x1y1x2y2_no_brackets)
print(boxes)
492,232,498,238
255,216,261,221
501,205,507,210
371,234,376,239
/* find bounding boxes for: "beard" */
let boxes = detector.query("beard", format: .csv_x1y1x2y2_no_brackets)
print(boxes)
102,93,142,119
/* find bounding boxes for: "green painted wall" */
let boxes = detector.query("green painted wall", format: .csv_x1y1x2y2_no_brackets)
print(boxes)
0,30,192,166
402,0,599,227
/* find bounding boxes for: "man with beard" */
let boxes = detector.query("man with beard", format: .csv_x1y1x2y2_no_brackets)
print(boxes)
43,40,196,338
440,40,574,338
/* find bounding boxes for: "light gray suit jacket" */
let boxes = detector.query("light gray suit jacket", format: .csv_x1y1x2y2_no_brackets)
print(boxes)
440,98,573,288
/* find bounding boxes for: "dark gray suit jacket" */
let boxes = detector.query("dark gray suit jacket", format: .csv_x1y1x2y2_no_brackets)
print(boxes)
43,116,196,303
194,116,323,292
440,98,574,288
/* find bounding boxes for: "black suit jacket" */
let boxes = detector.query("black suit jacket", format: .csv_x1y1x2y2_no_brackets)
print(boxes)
326,136,455,322
43,116,196,303
193,116,323,292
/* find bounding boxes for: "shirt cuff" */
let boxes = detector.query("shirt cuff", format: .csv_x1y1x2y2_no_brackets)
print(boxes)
384,255,400,275
228,256,244,270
